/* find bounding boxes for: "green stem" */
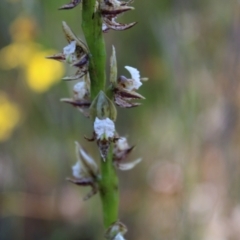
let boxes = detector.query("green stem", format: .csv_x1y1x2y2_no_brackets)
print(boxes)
82,0,106,99
99,144,119,228
82,0,119,229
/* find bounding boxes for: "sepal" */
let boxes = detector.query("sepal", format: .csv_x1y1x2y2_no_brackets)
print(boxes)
100,0,136,32
67,142,99,200
90,91,117,121
110,46,117,84
59,0,81,10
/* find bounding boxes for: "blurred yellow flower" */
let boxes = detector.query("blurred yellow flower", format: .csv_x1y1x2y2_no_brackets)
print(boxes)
0,92,21,142
10,15,37,42
0,42,40,70
0,15,65,93
26,51,64,93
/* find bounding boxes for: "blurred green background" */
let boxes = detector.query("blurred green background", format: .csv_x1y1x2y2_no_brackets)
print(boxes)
1,0,240,239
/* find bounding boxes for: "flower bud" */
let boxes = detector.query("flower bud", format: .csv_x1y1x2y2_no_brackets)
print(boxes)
110,45,117,85
90,91,117,121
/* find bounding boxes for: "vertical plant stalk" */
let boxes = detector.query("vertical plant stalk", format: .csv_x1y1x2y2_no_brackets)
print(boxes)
82,0,106,99
100,144,119,228
82,0,119,228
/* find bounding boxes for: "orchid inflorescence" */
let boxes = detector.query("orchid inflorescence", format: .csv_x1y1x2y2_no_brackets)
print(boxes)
47,0,147,239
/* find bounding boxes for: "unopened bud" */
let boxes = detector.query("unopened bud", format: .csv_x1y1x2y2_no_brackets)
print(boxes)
110,45,117,84
90,91,117,121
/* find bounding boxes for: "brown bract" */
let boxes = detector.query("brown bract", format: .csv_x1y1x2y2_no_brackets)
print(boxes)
59,0,81,10
114,87,145,108
103,17,137,32
61,98,91,117
67,177,98,200
100,0,137,32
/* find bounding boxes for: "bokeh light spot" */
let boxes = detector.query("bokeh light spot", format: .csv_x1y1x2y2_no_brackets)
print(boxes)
0,92,21,142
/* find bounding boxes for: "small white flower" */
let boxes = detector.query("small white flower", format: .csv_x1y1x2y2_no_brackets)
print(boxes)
72,160,86,179
116,137,129,151
94,117,115,140
72,142,98,179
73,81,88,100
124,66,142,91
63,41,76,55
114,233,125,240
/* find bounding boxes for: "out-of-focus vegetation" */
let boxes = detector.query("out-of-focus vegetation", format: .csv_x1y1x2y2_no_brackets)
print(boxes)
0,0,240,239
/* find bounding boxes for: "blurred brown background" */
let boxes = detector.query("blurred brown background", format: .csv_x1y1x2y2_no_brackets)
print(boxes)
1,0,240,239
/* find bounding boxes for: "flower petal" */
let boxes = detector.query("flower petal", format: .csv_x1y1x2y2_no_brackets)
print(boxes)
110,45,117,84
114,233,125,240
63,41,76,55
117,158,142,171
72,160,87,179
73,81,88,100
94,117,115,140
125,66,142,90
75,141,99,177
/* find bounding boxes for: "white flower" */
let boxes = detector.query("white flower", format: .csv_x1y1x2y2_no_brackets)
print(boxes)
124,66,142,91
72,142,98,179
63,41,76,55
72,160,86,179
94,117,115,140
116,137,129,151
114,233,125,240
73,81,88,100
